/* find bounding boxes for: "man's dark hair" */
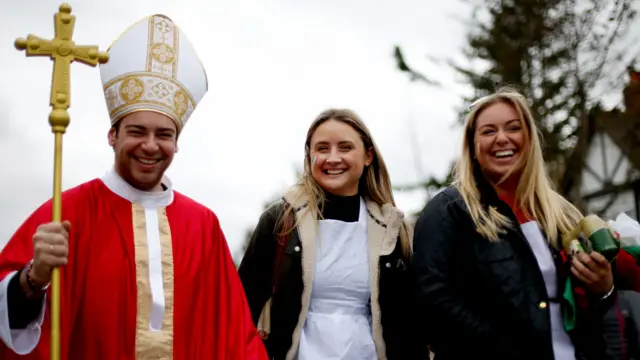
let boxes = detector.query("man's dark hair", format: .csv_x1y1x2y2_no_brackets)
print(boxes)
112,120,122,136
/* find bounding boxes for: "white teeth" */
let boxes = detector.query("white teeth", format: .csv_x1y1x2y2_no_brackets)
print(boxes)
138,158,158,165
326,170,345,175
495,150,514,158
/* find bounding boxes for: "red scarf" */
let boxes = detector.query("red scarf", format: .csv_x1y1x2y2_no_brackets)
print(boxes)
497,192,530,225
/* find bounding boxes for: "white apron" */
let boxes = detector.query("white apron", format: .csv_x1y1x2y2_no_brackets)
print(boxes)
296,198,376,360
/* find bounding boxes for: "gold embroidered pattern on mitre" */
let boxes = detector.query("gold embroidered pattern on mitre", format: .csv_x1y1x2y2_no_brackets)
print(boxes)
146,16,178,77
103,15,196,130
173,91,188,118
119,77,145,102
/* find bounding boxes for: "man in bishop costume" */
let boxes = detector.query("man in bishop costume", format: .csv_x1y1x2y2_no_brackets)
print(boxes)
0,14,267,359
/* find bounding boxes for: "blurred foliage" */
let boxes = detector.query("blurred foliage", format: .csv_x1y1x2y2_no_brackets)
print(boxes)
234,166,302,267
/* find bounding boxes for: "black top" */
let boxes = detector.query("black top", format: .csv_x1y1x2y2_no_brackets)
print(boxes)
321,191,360,222
8,268,43,329
411,185,612,360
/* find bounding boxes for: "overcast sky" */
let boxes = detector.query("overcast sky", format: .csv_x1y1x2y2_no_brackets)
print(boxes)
0,0,473,255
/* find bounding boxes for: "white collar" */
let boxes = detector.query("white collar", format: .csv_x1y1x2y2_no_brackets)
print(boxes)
100,167,174,207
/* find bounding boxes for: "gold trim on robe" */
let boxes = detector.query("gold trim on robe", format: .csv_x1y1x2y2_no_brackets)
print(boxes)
132,204,175,359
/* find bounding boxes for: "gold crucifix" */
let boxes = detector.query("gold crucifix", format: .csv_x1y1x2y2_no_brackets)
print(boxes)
13,4,108,360
15,2,109,132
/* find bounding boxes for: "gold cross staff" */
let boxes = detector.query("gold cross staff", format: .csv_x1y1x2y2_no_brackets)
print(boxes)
14,3,108,360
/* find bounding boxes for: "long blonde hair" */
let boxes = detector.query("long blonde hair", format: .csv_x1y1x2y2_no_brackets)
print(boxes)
455,87,582,245
279,108,411,257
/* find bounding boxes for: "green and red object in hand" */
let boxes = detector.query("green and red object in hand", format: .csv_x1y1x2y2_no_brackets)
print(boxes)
561,214,624,332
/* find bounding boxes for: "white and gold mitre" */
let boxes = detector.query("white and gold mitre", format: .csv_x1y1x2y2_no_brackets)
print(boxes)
99,14,208,131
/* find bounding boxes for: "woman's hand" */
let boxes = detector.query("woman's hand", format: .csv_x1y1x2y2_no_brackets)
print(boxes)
571,251,614,297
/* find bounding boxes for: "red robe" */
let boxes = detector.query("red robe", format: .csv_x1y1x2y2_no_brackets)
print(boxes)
0,173,267,359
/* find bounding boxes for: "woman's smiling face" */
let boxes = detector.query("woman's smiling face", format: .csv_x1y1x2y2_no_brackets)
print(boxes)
309,119,372,196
